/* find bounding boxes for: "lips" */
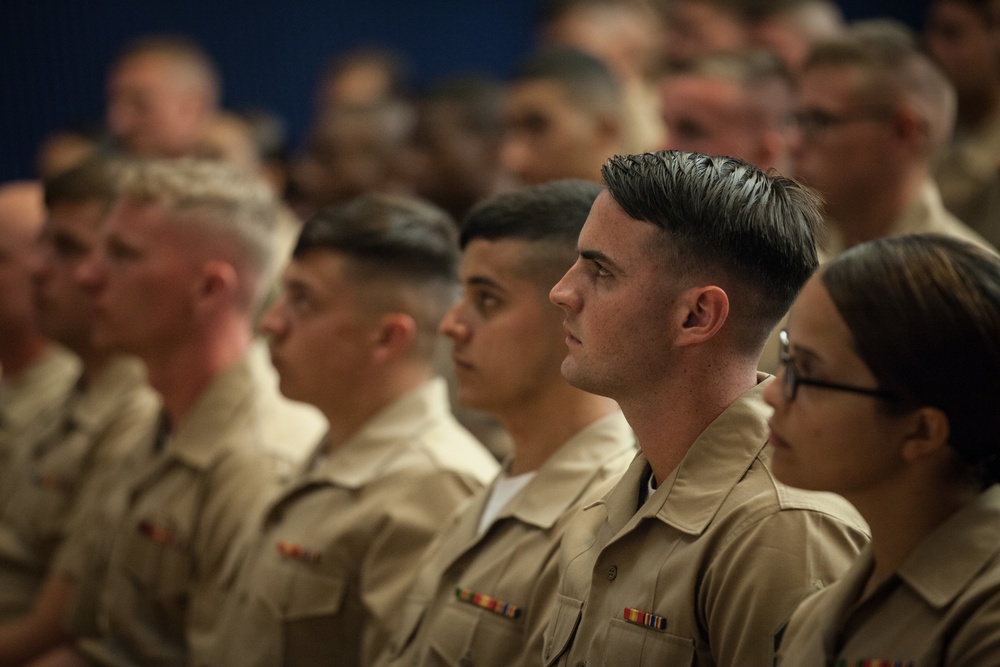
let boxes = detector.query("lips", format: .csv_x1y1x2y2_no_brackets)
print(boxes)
562,324,581,346
767,421,789,450
452,356,474,373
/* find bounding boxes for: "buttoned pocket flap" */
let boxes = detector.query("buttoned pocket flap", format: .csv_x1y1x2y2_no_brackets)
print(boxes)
121,523,191,600
603,617,695,667
543,594,584,666
284,567,347,621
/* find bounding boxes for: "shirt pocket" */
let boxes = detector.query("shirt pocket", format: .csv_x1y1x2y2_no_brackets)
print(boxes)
425,595,523,667
120,520,192,602
384,593,428,660
543,594,584,666
602,617,695,667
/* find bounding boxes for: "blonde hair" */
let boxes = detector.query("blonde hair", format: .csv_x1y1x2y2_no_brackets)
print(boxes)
117,158,281,310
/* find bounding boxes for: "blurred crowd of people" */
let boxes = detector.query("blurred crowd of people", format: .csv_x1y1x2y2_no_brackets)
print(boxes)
1,0,1000,665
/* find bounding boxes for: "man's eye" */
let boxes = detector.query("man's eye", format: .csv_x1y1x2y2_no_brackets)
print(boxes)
474,291,500,314
592,261,611,278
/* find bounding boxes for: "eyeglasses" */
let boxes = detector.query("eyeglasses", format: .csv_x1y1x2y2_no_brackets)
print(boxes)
778,330,899,402
792,108,889,140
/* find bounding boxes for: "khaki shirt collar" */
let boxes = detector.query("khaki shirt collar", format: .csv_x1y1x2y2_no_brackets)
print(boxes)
596,375,772,537
161,355,258,471
494,411,634,530
898,483,1000,609
302,377,453,490
0,345,80,431
70,356,150,436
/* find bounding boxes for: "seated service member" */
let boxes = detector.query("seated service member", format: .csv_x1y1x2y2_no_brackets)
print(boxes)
33,158,289,666
545,151,870,666
0,161,160,665
203,195,499,667
773,235,1000,665
377,180,636,667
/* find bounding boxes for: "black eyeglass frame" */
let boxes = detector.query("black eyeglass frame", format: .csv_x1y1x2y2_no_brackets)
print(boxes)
777,330,899,402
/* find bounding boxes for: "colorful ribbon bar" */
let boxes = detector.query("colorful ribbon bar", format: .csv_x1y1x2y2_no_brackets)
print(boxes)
137,520,177,547
32,473,71,492
276,540,321,564
454,586,521,619
624,606,667,631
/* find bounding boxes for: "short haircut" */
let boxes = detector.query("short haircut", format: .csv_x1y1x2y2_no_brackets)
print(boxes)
114,34,221,106
43,158,120,208
423,76,504,137
934,0,998,26
804,20,956,156
601,150,821,351
664,49,794,129
822,234,1000,486
460,180,603,290
512,48,622,116
293,194,460,360
116,158,280,311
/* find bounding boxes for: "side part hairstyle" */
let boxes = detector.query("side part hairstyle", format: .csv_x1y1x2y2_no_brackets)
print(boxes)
601,150,822,350
822,233,1000,486
293,194,460,359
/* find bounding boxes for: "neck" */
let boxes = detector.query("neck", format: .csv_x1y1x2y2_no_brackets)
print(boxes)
848,475,976,598
76,346,116,386
0,335,52,380
833,168,927,249
499,385,620,476
322,363,434,451
620,356,759,485
143,320,252,427
956,87,1000,131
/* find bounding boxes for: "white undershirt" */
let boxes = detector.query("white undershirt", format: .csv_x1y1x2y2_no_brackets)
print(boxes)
477,471,537,535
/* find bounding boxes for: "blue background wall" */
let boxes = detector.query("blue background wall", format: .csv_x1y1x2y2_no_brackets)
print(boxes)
2,0,931,183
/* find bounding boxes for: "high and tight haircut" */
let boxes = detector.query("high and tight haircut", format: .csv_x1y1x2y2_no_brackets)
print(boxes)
601,151,821,349
512,47,622,115
43,157,120,208
114,34,221,106
115,158,280,311
293,194,461,359
460,179,603,249
804,19,956,156
821,234,1000,486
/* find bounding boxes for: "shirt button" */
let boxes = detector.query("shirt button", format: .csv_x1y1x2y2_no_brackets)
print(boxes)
607,565,618,580
576,661,587,667
460,656,473,667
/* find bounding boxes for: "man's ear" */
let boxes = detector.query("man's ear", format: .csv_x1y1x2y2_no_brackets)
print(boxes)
901,406,951,463
194,260,239,310
891,104,929,149
370,312,417,364
674,285,729,347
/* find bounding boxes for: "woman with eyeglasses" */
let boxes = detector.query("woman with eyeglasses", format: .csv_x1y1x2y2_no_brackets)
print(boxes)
768,233,1000,666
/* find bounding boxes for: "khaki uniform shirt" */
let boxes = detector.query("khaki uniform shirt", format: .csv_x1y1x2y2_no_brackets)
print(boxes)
380,412,636,667
0,346,80,508
542,378,871,667
936,107,1000,248
203,378,499,667
0,356,159,619
818,182,994,257
779,484,1000,667
76,357,286,666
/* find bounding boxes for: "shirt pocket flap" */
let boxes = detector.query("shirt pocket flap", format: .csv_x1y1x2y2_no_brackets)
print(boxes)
543,593,584,666
284,567,347,621
121,522,191,599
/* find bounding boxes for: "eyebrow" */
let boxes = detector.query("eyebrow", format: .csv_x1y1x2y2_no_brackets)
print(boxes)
579,249,624,274
465,275,506,292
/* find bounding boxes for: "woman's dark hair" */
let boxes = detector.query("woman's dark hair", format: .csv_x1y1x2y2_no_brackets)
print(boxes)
822,234,1000,484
